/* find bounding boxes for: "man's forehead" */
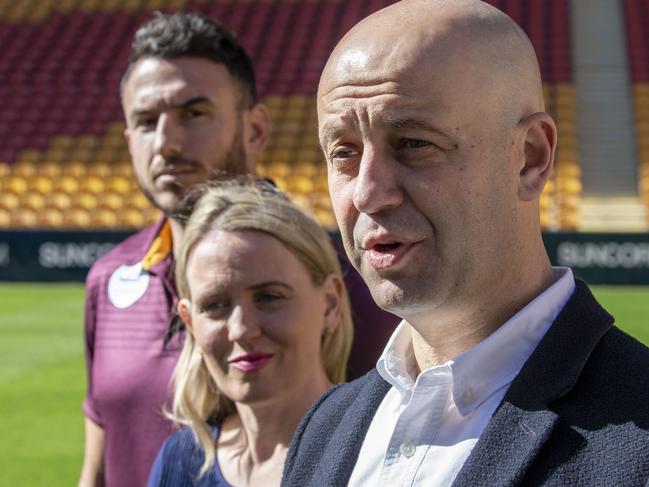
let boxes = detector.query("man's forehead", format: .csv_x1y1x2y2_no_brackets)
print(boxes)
123,56,232,108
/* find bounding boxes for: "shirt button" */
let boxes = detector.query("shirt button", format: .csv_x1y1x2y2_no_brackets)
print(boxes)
399,440,416,458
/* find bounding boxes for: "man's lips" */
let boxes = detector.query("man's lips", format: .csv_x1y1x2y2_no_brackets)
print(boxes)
153,167,198,183
360,236,420,270
228,352,274,372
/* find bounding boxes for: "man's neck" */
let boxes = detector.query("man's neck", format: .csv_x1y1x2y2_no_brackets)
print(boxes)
407,258,556,373
167,217,185,260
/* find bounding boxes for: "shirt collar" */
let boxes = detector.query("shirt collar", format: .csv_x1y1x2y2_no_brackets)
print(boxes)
377,267,576,415
141,219,173,272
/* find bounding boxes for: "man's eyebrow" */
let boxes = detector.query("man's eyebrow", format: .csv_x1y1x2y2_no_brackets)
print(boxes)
382,117,453,140
320,125,345,144
129,96,212,119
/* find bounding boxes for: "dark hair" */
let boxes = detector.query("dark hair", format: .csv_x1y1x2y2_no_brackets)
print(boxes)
121,12,257,105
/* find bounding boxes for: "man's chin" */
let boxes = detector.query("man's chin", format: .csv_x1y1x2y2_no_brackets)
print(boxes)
150,194,189,219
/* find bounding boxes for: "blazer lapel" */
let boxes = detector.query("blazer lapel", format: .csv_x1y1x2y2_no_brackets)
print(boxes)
453,280,614,486
311,370,391,486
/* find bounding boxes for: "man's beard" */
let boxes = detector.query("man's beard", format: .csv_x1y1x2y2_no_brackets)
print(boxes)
136,124,248,223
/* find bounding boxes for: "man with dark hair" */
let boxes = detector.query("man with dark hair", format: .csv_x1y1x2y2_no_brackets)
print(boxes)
78,12,270,487
282,0,649,485
79,12,397,487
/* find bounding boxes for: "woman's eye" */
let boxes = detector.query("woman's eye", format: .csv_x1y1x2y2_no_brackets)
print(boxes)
202,299,230,315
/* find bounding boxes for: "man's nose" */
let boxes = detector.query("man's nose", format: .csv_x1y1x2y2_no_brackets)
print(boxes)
153,113,183,157
352,148,403,214
226,304,261,342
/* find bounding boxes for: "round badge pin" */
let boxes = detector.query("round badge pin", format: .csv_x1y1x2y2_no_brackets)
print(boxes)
107,262,151,309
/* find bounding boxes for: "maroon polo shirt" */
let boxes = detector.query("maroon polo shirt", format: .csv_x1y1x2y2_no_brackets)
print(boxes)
83,219,182,487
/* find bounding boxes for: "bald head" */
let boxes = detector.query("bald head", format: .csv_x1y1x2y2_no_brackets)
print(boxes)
318,0,557,326
320,0,544,126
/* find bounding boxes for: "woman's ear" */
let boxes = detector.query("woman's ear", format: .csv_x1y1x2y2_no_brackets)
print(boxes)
177,298,194,333
321,274,344,335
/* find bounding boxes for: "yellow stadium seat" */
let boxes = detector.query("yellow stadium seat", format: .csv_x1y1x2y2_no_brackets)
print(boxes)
315,209,336,229
266,161,291,178
13,161,38,177
6,176,28,194
81,175,106,193
30,175,55,194
20,192,46,211
143,208,162,225
45,192,73,211
63,208,92,228
127,192,153,210
0,193,20,210
289,175,315,193
38,161,63,178
73,192,99,211
92,208,119,228
56,175,81,193
62,161,87,178
556,177,582,194
106,176,131,193
0,208,10,227
98,191,125,210
119,208,147,228
94,148,120,164
37,208,65,228
88,162,113,178
11,208,38,228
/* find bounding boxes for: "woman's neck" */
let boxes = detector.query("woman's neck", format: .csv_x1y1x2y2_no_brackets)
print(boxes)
217,372,331,487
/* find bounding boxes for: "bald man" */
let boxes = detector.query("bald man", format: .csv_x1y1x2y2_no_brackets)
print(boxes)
282,1,649,485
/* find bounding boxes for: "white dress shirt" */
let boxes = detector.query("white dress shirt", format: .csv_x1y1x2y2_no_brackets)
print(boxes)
348,267,575,487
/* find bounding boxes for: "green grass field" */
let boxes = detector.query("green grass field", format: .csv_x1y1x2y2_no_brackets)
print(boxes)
0,283,648,486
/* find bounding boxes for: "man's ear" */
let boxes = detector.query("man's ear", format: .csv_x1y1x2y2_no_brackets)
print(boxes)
517,112,557,201
322,274,344,335
243,102,270,172
177,298,194,333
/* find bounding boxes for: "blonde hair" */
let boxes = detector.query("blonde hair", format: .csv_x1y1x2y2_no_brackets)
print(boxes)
170,177,353,475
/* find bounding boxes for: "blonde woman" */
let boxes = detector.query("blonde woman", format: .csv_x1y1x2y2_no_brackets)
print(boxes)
147,178,353,487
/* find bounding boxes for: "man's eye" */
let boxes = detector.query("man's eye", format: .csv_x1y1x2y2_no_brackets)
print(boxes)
398,138,432,150
330,146,359,161
184,109,206,119
255,291,284,304
135,118,157,130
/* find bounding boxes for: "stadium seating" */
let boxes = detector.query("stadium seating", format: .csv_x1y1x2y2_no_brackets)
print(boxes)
623,0,649,226
0,0,578,230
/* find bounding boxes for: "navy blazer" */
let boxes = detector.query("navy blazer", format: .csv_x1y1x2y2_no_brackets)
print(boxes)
282,280,649,486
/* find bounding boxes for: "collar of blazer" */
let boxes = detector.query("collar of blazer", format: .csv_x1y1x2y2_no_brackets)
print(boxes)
453,279,614,486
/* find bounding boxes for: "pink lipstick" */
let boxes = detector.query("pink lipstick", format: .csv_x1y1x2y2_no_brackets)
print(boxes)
228,352,274,372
